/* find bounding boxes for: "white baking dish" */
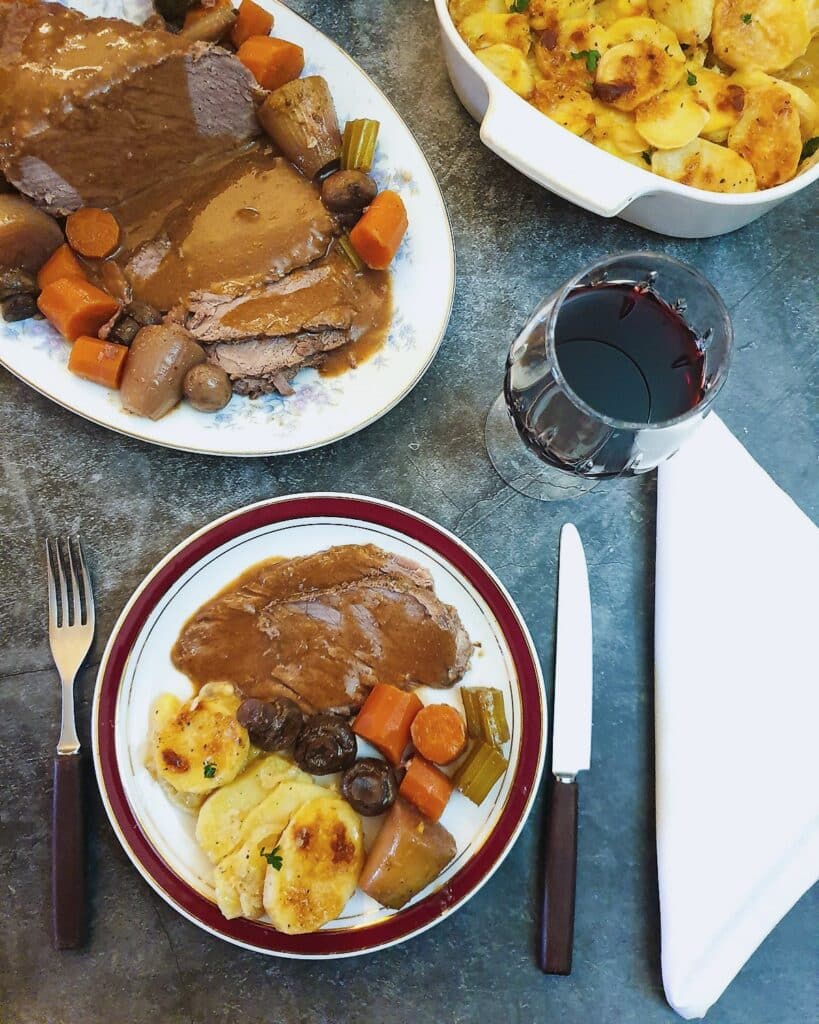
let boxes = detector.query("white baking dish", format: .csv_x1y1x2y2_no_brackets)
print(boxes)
433,0,819,238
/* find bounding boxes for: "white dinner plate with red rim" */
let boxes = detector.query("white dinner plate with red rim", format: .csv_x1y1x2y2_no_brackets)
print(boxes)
92,494,547,957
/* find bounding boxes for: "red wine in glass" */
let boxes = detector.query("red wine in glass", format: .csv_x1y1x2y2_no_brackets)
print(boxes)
488,253,733,499
553,283,706,425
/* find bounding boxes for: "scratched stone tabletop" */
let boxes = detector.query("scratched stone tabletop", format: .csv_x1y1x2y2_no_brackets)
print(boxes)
0,2,817,1023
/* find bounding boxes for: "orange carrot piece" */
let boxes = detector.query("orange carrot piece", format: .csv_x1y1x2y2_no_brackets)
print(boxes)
67,336,129,389
232,0,273,47
349,190,408,270
399,756,453,823
37,278,120,343
410,704,467,766
65,208,121,259
37,244,86,290
353,683,422,765
236,35,304,91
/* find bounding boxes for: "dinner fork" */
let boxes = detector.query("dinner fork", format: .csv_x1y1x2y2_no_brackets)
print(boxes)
46,536,95,949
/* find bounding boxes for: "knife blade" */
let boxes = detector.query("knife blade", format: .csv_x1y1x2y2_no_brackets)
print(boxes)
552,523,593,778
540,522,593,975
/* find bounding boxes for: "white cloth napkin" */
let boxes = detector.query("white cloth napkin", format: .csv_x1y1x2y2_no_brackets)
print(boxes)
654,413,819,1020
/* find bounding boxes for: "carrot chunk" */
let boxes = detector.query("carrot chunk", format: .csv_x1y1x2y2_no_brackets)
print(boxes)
353,683,422,765
65,208,121,259
410,704,467,766
349,190,408,270
37,244,86,291
232,0,274,48
399,756,453,823
37,278,120,342
237,35,304,91
68,336,129,389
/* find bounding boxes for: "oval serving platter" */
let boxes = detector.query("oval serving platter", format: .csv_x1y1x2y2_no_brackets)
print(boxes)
93,494,547,957
0,0,454,456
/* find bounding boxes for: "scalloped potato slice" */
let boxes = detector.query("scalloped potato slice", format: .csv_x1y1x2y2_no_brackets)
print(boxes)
196,755,308,864
459,12,532,53
531,79,596,133
591,101,649,151
712,0,810,73
147,695,209,813
529,0,595,31
153,683,249,795
476,43,535,94
596,139,653,166
730,69,819,138
148,694,182,749
214,779,329,919
557,17,608,54
692,68,746,139
652,137,757,191
595,39,686,110
262,796,364,934
604,14,683,49
778,80,819,138
594,0,649,29
648,0,715,45
727,82,802,187
532,44,597,132
635,87,710,148
449,0,507,23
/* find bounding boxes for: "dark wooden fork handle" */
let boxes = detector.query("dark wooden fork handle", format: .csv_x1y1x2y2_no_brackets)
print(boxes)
52,752,85,949
540,776,578,974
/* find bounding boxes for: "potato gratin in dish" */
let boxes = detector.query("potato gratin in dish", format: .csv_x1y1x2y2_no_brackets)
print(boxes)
449,0,819,192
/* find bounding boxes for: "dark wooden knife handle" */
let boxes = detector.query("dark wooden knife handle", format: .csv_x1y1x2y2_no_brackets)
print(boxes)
52,752,85,949
540,776,578,975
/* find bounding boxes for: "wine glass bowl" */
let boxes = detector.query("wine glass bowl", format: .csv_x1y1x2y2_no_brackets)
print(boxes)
486,252,733,501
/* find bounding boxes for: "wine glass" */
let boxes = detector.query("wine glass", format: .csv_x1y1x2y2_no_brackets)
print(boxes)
485,252,733,501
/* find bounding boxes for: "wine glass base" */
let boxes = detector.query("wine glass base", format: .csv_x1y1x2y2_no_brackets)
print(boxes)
485,393,599,501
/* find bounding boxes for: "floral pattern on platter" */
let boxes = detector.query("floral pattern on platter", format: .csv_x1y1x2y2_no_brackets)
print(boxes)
0,0,454,456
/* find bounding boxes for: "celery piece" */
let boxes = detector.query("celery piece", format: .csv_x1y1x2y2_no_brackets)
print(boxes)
454,742,507,805
336,233,365,273
341,119,380,171
461,687,510,747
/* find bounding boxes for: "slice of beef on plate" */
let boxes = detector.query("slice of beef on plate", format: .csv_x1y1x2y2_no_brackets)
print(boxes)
171,544,474,715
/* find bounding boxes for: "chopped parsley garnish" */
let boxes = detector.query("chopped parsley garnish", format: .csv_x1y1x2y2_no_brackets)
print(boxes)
203,761,216,779
741,12,752,22
570,49,601,73
800,137,819,161
687,71,698,86
641,151,652,165
508,0,529,10
260,845,283,871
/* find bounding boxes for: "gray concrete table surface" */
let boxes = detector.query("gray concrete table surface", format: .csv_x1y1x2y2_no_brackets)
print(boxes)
1,2,817,1022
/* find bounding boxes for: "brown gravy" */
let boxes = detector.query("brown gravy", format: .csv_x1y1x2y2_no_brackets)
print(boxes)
108,144,392,375
171,545,464,715
112,146,338,310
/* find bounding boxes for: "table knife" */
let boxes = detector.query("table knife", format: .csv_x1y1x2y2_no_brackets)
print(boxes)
540,523,592,975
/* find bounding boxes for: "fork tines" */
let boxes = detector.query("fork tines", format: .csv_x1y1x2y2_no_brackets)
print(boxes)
46,536,94,630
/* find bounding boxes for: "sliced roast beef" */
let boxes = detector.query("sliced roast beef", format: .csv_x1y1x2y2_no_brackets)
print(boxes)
172,544,473,715
180,261,357,342
0,1,260,213
206,330,350,396
120,153,338,310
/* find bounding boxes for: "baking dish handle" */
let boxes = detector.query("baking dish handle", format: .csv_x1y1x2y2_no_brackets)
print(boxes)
479,85,644,219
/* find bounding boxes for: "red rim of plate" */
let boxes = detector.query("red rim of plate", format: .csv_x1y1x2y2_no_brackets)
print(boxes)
93,494,546,957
